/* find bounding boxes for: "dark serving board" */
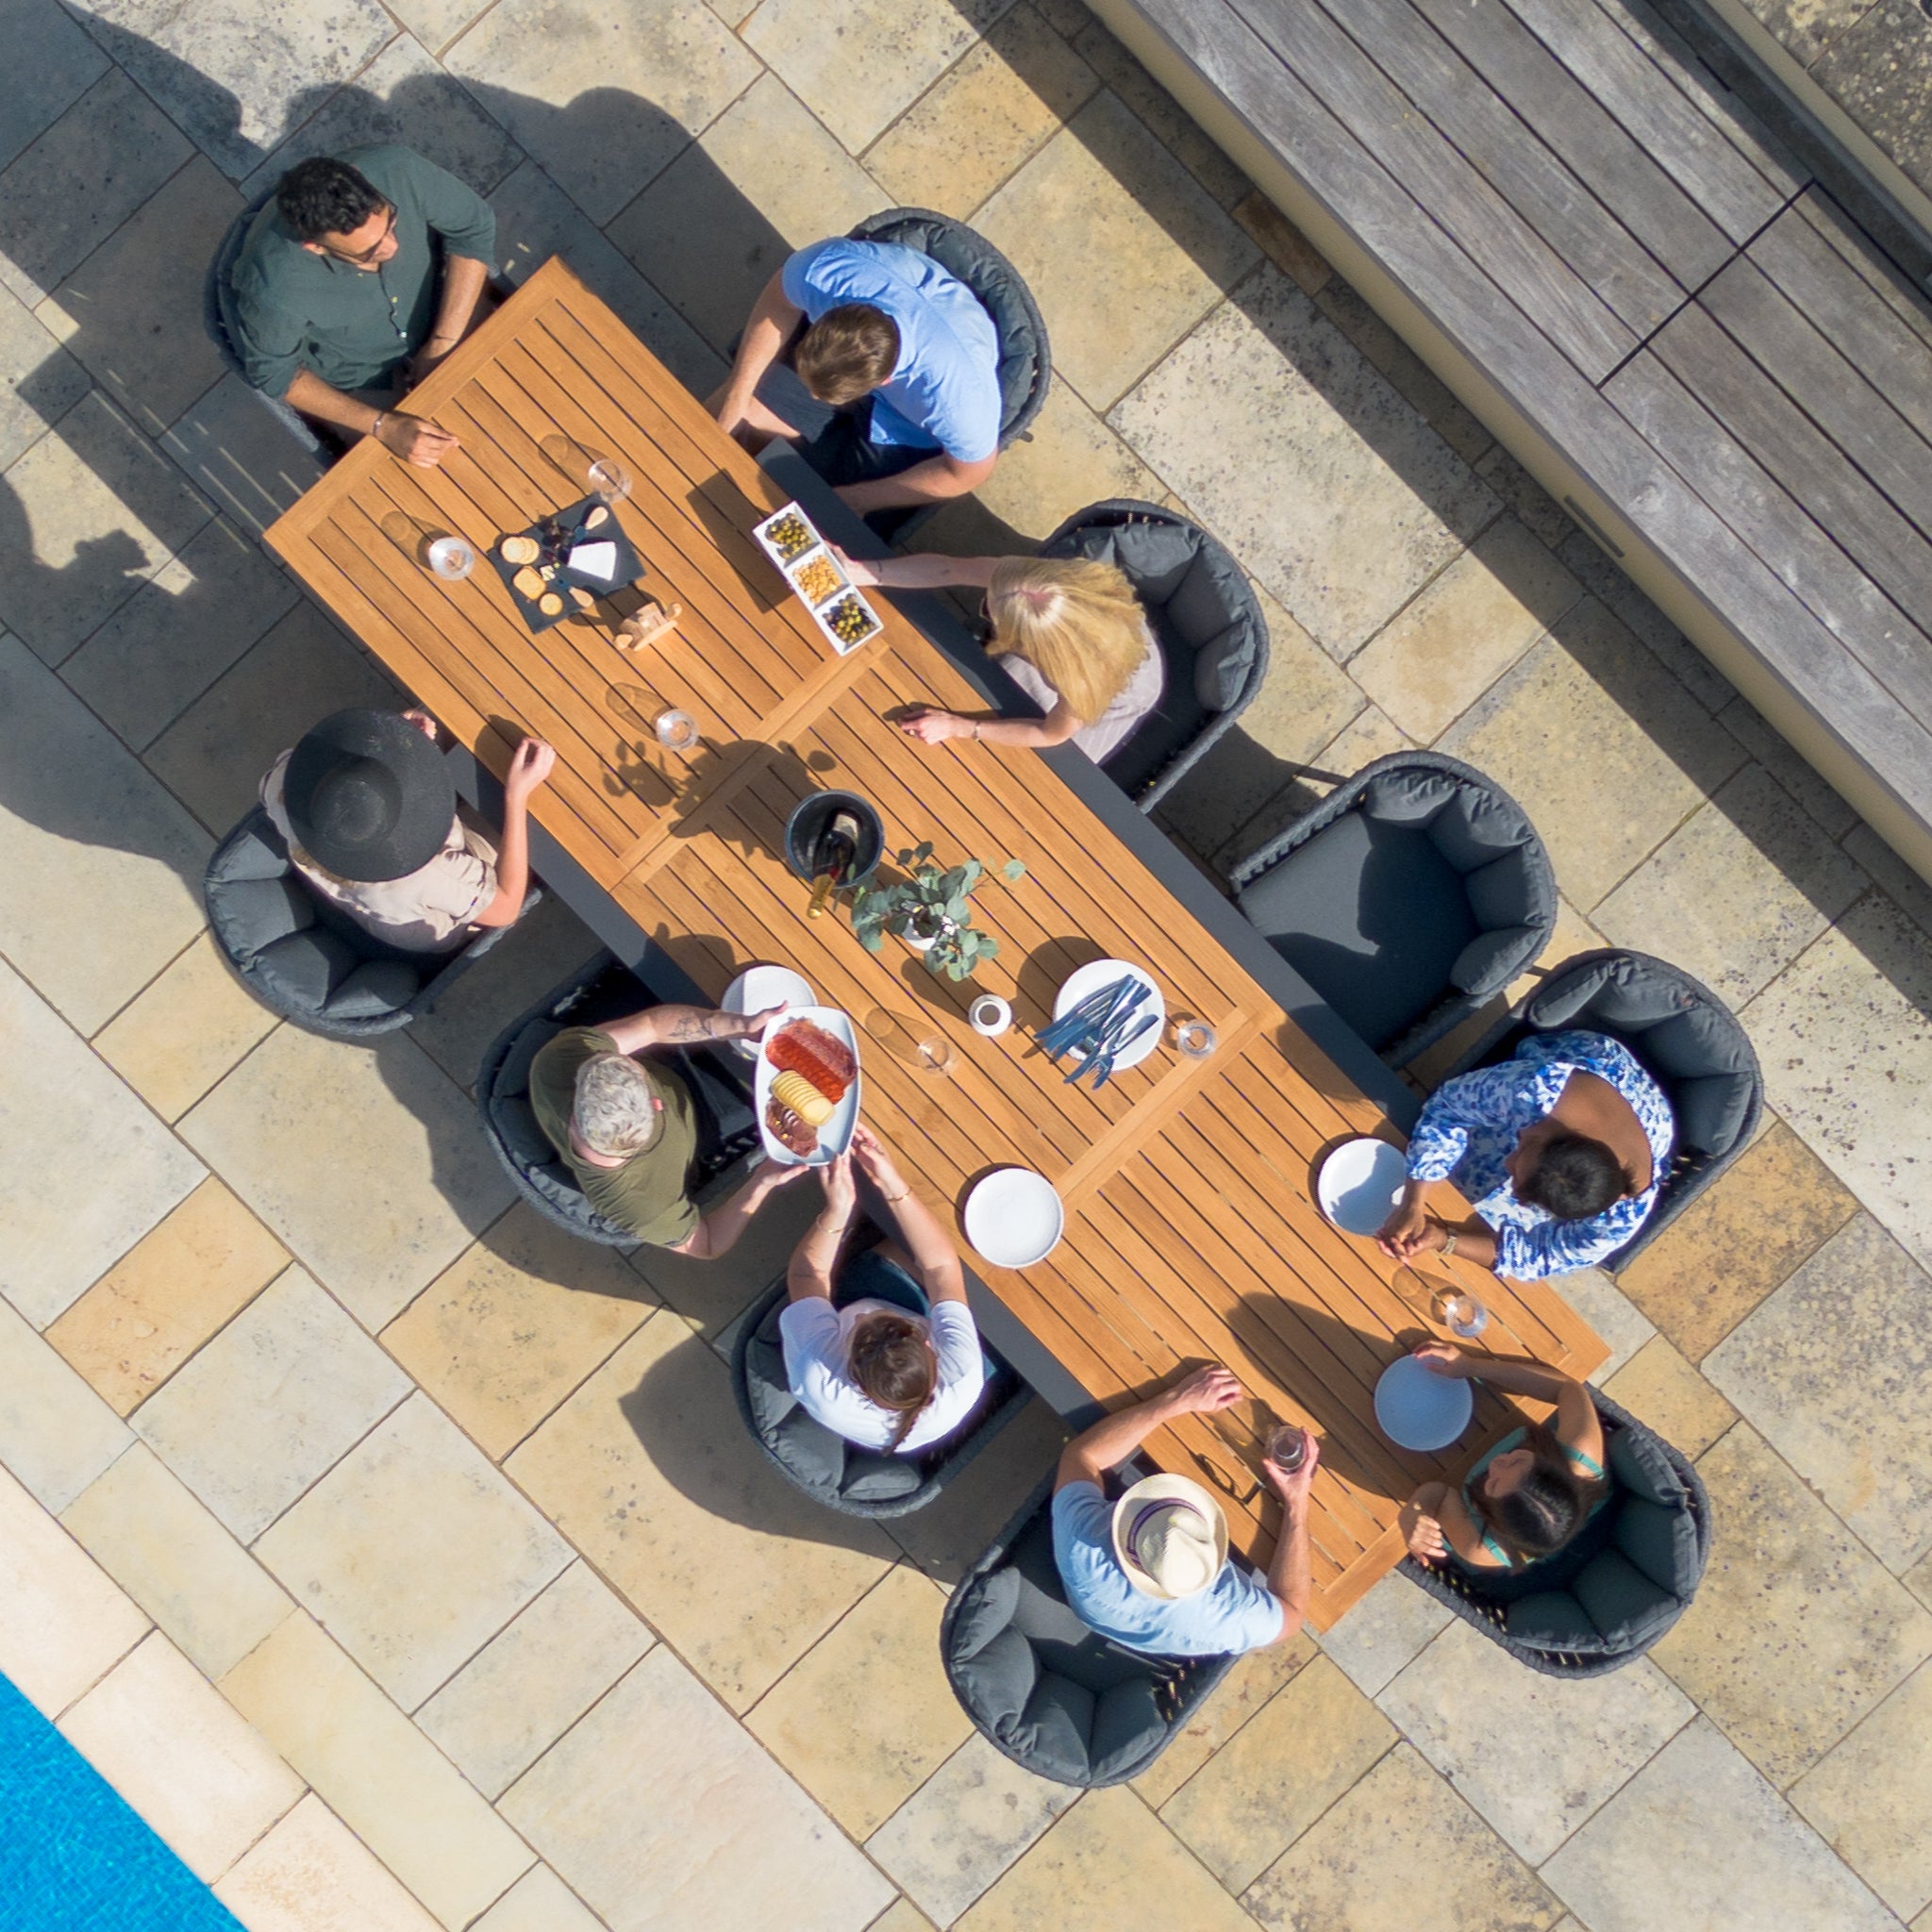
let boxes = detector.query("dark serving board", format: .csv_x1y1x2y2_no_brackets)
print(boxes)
489,493,645,635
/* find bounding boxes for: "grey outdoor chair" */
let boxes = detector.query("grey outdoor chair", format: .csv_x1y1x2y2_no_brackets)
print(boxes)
731,1245,1029,1519
1401,1389,1711,1676
204,807,526,1041
204,192,330,460
941,1476,1236,1788
1438,948,1763,1272
1229,753,1557,1064
1038,499,1270,811
476,954,761,1246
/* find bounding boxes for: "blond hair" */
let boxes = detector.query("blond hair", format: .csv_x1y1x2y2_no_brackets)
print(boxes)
573,1053,662,1158
986,557,1150,727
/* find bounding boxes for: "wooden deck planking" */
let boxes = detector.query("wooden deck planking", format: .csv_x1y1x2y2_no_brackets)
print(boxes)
1229,0,1638,377
1652,302,1932,649
1498,0,1792,239
1606,351,1932,733
1342,0,1699,330
267,258,1612,1628
1701,255,1932,547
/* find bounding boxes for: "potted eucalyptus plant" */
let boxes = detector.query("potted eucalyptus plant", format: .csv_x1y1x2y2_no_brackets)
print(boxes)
849,843,1024,982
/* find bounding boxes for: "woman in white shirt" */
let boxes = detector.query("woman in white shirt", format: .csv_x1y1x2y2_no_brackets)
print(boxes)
838,549,1163,764
779,1124,986,1454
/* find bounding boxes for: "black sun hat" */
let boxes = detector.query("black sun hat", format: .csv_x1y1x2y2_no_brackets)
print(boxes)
283,709,457,883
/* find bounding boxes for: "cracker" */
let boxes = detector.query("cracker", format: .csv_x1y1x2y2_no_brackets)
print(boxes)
538,592,564,616
499,534,539,565
512,566,543,599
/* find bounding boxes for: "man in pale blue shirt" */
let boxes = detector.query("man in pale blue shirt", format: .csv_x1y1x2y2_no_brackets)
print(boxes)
1052,1364,1319,1657
712,237,1002,517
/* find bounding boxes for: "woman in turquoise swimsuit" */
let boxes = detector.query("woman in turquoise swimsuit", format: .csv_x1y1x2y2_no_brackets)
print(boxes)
1399,1343,1607,1569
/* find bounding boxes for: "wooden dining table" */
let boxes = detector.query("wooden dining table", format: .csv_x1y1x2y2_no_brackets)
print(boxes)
266,257,1609,1629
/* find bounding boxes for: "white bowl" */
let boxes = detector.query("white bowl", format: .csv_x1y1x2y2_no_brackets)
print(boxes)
1374,1354,1474,1452
963,1168,1064,1268
1052,959,1164,1072
723,965,814,1058
1316,1136,1408,1236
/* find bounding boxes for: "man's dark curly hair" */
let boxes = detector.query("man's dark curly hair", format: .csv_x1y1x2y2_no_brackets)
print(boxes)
275,157,387,243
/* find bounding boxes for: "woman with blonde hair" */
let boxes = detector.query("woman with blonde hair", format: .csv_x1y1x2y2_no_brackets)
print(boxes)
838,549,1164,761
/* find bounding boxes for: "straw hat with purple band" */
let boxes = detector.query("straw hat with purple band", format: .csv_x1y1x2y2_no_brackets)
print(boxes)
283,709,457,883
1110,1473,1229,1600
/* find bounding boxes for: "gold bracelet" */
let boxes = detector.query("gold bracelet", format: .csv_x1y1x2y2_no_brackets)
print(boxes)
879,1188,910,1205
971,721,981,741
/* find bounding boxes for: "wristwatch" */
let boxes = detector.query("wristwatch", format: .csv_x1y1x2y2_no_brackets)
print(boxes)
1441,1228,1458,1258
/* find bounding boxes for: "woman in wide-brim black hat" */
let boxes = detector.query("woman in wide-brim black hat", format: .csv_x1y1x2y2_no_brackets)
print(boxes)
260,707,554,953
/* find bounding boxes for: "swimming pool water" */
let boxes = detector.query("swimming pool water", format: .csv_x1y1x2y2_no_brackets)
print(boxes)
0,1670,246,1932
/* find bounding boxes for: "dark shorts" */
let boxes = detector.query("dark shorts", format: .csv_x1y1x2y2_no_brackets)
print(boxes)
754,361,930,491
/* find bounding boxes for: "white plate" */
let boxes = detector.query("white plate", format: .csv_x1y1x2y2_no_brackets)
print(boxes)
1374,1354,1474,1452
1052,959,1165,1072
963,1168,1064,1268
756,1006,860,1167
723,965,815,1058
1316,1136,1408,1235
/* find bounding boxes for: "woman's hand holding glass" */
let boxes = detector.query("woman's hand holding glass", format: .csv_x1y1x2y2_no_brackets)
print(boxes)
817,1151,858,1222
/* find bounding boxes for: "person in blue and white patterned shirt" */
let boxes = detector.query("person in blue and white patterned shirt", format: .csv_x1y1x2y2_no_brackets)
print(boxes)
1377,1031,1674,1281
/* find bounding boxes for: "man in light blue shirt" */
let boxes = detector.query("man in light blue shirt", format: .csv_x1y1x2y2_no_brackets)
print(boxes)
712,237,1002,517
1052,1364,1319,1657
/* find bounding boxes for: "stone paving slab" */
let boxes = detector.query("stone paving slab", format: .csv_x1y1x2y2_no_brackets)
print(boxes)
415,1558,652,1799
61,1441,294,1680
222,1610,537,1929
213,1792,446,1932
132,1264,410,1541
1541,1716,1900,1932
0,1461,150,1718
58,1629,304,1882
254,1391,572,1711
499,1645,894,1932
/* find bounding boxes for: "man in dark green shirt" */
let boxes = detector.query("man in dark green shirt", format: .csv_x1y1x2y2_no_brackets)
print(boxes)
528,997,803,1253
219,146,496,468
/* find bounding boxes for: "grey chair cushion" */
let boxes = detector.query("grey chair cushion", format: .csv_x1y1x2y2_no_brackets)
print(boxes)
954,1626,1040,1732
950,1567,1022,1658
1451,925,1541,998
1572,1549,1681,1650
1090,1681,1171,1782
328,959,425,1018
1504,1589,1600,1648
1239,811,1477,1051
251,929,359,1012
1464,852,1541,931
213,876,316,958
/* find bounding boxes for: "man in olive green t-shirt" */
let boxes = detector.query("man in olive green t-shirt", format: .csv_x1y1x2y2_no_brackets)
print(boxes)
528,998,801,1254
218,145,496,467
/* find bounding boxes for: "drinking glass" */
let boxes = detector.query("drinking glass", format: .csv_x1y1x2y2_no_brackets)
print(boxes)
425,535,475,581
865,1008,955,1074
588,456,632,505
1429,1287,1491,1341
654,708,698,753
1172,1016,1218,1058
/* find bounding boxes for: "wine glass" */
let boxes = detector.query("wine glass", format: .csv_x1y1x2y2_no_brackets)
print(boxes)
425,535,475,581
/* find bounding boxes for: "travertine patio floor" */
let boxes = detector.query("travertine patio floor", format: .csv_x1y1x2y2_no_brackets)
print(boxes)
4,3,1932,1929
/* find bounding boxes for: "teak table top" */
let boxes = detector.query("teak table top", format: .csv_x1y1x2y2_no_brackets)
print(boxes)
267,258,1609,1628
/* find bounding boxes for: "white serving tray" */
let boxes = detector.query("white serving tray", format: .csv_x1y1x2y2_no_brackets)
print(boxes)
755,1006,861,1167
